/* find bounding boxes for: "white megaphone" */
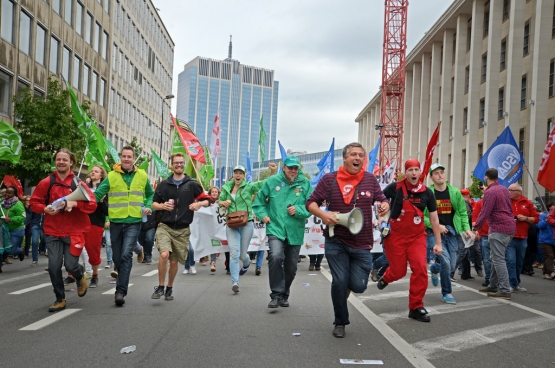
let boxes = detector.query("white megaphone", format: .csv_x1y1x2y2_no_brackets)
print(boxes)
48,183,91,212
329,208,364,238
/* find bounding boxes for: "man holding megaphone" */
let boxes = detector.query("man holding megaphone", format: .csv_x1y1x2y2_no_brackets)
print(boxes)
30,148,97,312
307,143,389,338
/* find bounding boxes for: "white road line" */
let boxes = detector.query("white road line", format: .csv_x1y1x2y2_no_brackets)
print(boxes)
9,283,51,295
413,317,555,360
0,271,46,286
379,299,502,323
20,309,82,331
142,270,158,277
320,267,435,368
359,288,443,301
102,284,133,294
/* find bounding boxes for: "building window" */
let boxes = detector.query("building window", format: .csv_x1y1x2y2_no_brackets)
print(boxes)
102,31,108,59
478,143,483,161
72,55,80,89
52,0,61,14
85,12,92,44
112,44,117,71
465,66,469,94
35,25,46,65
484,11,489,37
521,75,527,110
449,115,453,139
49,36,59,74
503,0,509,21
114,1,119,28
463,107,468,135
461,149,466,187
64,0,72,26
523,20,530,56
91,71,98,102
0,70,12,116
550,59,554,97
498,87,504,119
99,78,105,107
500,39,506,70
109,88,114,114
0,0,14,43
103,0,109,13
62,46,71,81
75,2,83,36
94,22,100,52
479,98,485,127
83,63,89,95
467,21,472,51
552,4,555,38
450,77,454,103
481,53,487,83
452,33,456,64
19,11,31,55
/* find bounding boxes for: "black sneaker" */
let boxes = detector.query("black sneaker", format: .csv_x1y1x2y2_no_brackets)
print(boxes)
482,279,490,287
151,286,165,299
268,299,279,308
377,277,388,290
63,276,76,285
239,264,250,275
18,251,24,261
278,299,289,307
143,257,152,264
479,286,498,293
332,324,345,338
164,288,173,301
408,307,430,322
89,277,99,288
115,292,125,306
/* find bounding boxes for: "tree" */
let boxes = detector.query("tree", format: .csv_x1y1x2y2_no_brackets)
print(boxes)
3,77,87,186
468,174,483,199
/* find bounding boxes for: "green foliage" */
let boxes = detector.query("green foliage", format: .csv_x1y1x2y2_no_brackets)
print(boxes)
469,174,483,199
5,77,86,186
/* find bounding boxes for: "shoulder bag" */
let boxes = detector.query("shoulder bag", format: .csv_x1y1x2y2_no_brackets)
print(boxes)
226,188,249,228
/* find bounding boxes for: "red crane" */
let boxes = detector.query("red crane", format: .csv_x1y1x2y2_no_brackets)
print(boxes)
379,0,408,173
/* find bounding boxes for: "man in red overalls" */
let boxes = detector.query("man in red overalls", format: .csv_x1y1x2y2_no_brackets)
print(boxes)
377,159,443,322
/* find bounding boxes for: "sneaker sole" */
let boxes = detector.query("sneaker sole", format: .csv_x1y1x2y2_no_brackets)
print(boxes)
151,295,162,299
165,297,174,301
232,285,239,293
89,284,98,288
78,288,87,297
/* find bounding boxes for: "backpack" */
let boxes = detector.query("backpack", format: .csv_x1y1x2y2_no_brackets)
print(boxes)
44,174,82,205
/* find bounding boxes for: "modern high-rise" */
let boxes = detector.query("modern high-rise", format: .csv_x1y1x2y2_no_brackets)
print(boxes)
356,0,555,201
0,0,174,181
176,39,279,181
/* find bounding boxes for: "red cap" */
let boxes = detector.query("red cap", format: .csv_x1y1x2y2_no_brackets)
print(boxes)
460,189,470,196
404,159,420,171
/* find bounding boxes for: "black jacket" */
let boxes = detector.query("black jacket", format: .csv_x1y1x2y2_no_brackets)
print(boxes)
153,175,204,229
88,181,109,228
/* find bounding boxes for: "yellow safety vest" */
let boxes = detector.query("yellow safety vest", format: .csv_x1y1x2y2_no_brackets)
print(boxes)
107,170,148,219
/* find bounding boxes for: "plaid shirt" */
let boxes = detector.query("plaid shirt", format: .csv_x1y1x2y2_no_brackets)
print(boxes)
474,181,516,236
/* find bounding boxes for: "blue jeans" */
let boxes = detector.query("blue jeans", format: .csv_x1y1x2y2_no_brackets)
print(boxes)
325,237,372,326
506,237,527,288
138,227,155,258
480,237,492,280
267,236,301,300
256,250,265,270
372,250,389,276
185,243,195,269
110,222,141,295
7,228,25,256
31,225,41,262
309,254,324,267
427,230,458,296
104,229,112,264
226,222,253,285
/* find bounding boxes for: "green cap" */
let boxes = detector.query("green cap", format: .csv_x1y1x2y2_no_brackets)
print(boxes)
283,156,301,167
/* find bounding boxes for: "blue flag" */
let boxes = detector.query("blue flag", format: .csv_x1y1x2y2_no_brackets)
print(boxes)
278,140,287,173
246,151,253,182
312,138,335,187
368,136,382,172
473,126,525,187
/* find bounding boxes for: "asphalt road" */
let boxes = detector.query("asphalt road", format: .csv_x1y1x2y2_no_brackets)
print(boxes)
1,251,554,368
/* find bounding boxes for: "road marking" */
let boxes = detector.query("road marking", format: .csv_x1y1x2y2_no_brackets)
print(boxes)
102,284,133,294
20,309,82,331
413,317,555,360
320,267,435,368
9,283,51,295
379,299,501,323
0,271,46,286
142,270,158,277
359,288,443,301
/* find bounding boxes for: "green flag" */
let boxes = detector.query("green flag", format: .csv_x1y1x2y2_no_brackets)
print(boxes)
0,121,22,165
104,136,120,164
66,81,91,138
258,115,266,162
139,158,149,172
184,157,197,179
171,119,187,155
150,149,170,178
199,147,214,189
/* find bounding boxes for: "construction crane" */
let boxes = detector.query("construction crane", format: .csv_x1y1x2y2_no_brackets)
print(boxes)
379,0,408,173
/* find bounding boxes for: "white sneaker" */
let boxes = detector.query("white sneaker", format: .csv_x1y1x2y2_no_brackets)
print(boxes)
511,286,527,292
232,283,239,293
183,269,189,274
190,266,197,274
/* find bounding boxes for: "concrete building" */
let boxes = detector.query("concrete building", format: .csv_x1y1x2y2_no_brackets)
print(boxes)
176,39,279,182
0,0,174,180
356,0,554,200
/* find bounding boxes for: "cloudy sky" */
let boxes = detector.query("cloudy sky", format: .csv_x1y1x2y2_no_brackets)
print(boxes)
157,0,452,155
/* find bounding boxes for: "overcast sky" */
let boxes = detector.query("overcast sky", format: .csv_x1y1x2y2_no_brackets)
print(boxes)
157,0,452,155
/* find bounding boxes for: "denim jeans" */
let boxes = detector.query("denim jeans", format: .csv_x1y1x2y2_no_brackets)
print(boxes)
7,228,25,257
138,227,155,258
24,226,31,255
480,237,492,280
110,222,141,295
226,222,253,285
256,250,265,270
427,230,458,296
31,225,41,262
104,229,112,264
185,243,195,270
309,254,324,267
506,237,527,288
325,237,372,326
372,251,389,276
267,236,301,300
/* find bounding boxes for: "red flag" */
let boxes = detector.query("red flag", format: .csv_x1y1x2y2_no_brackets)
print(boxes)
421,122,441,181
209,107,221,156
373,164,380,176
3,175,24,198
171,114,206,164
538,124,555,192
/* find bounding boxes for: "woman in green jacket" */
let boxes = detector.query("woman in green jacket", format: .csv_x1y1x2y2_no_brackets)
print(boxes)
219,163,277,293
1,186,26,266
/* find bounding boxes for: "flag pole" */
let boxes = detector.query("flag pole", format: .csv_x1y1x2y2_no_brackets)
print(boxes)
77,147,88,177
524,164,548,213
133,152,143,166
186,154,205,191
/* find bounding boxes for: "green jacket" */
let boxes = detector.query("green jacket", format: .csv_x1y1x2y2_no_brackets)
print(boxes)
94,163,154,224
424,183,470,234
1,200,26,231
252,171,313,245
219,178,266,221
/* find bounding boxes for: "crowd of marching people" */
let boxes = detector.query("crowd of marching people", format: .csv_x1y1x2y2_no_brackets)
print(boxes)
1,142,554,339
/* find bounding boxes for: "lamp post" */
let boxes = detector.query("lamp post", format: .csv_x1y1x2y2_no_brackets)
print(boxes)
160,94,175,161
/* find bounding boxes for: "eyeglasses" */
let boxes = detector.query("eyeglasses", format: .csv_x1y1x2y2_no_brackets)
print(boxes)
285,166,299,171
508,189,521,192
173,162,185,166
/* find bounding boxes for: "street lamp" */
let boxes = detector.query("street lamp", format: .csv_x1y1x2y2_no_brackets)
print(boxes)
160,94,174,161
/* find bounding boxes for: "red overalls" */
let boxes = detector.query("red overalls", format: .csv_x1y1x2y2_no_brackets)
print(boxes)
382,184,428,310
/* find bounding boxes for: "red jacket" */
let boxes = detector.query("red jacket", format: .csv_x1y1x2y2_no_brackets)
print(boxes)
511,195,539,239
548,207,555,237
472,199,489,237
30,171,97,237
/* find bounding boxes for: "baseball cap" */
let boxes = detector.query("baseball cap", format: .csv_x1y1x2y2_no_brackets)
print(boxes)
233,165,246,173
283,156,301,167
429,163,445,174
460,189,470,196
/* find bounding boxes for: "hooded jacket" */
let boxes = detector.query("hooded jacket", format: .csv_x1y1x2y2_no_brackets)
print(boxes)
253,170,313,245
219,178,266,222
424,183,470,234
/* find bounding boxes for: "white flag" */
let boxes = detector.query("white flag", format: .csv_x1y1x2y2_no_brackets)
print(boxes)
209,107,221,156
379,161,397,190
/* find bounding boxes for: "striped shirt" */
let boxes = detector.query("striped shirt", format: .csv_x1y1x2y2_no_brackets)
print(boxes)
474,181,516,236
306,172,387,249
